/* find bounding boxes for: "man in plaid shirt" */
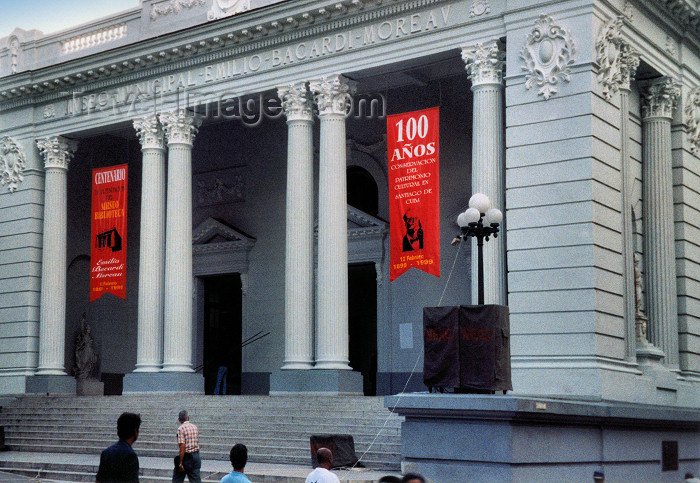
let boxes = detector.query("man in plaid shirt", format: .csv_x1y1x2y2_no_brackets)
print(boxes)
173,410,201,483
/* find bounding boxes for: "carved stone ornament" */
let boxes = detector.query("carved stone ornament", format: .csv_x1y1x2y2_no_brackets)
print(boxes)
0,137,27,193
43,105,56,119
151,0,206,20
596,16,639,99
685,87,700,154
133,115,166,150
160,110,202,145
520,14,576,100
310,75,357,117
36,136,78,170
277,82,314,122
208,0,251,20
462,41,505,87
642,77,681,120
470,0,490,17
8,36,20,74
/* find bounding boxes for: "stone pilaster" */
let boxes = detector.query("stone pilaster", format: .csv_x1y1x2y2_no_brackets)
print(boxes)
160,109,200,372
641,77,681,368
618,47,641,359
35,136,78,375
133,115,166,372
278,82,315,370
462,41,507,306
310,74,356,370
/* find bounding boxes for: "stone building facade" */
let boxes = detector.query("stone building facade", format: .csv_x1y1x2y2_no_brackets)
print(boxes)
0,0,698,410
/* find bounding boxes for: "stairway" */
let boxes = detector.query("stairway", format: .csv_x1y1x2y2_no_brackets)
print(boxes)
0,394,403,482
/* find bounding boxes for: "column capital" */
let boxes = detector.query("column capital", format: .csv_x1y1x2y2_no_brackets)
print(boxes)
160,109,201,146
618,45,640,92
461,41,505,87
36,136,78,170
309,74,357,117
278,82,314,122
642,77,681,120
134,114,166,150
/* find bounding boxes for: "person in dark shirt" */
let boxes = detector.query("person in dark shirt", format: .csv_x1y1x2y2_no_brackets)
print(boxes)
96,412,141,483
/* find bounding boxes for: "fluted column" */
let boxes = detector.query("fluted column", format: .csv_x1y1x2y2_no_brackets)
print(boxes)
133,115,167,372
462,41,507,305
618,48,640,359
160,110,201,372
310,74,356,370
642,77,681,368
35,136,78,375
278,82,315,370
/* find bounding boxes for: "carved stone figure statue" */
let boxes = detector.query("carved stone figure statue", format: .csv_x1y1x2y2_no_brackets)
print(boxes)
633,252,645,316
9,37,20,74
74,312,98,380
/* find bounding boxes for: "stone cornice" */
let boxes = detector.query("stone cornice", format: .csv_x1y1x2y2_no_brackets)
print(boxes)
36,136,78,170
0,0,448,109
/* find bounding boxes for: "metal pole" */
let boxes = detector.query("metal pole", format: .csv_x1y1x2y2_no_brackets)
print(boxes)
477,235,484,305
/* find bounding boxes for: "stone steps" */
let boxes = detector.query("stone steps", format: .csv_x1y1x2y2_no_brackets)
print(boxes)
0,394,404,477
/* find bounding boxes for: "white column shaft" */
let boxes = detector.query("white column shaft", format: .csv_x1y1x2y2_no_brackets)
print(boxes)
471,83,506,305
37,167,68,374
316,113,350,369
163,143,194,372
642,116,679,367
283,118,315,369
135,146,166,372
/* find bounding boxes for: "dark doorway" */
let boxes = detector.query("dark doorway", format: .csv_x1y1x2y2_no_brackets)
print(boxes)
203,274,242,395
347,166,379,217
348,263,378,396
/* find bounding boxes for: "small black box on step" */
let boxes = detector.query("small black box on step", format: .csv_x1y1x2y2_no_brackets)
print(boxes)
310,434,360,468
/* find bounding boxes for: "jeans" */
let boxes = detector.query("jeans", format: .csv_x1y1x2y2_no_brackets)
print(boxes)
172,452,201,483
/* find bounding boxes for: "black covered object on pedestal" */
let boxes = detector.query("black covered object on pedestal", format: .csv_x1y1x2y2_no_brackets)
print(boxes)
423,305,512,392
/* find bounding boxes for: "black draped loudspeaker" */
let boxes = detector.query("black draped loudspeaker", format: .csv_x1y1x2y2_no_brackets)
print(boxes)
310,434,360,468
423,305,512,392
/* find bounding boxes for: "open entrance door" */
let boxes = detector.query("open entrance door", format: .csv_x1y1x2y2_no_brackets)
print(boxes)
348,263,378,396
203,274,242,395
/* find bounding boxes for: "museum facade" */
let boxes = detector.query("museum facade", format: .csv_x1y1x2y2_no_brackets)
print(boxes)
0,0,699,408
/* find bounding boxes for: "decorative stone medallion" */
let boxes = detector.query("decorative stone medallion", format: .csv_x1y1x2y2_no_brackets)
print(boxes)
470,0,490,17
686,87,700,154
208,0,251,20
0,137,26,193
520,14,576,100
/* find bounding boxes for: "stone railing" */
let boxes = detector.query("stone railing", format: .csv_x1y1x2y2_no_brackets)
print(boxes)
61,23,128,54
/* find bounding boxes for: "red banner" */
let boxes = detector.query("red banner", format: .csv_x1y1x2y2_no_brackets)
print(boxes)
90,164,128,301
388,107,440,281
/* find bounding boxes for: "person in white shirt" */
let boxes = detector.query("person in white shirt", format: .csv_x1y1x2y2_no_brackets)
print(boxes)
305,447,340,483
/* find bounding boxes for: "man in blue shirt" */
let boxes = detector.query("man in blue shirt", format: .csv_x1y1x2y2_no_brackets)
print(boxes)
220,443,252,483
96,412,141,483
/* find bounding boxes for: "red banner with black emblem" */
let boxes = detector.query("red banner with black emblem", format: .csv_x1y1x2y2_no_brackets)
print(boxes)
388,107,440,281
90,164,128,301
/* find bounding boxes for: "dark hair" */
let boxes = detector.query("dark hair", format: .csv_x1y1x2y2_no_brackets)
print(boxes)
117,412,141,440
378,476,402,482
178,410,188,423
401,473,426,483
230,443,248,470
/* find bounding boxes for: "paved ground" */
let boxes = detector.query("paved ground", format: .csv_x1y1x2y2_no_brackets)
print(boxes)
0,451,400,482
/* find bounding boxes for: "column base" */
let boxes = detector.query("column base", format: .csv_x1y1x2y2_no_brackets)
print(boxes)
270,369,363,395
26,375,76,394
122,372,204,394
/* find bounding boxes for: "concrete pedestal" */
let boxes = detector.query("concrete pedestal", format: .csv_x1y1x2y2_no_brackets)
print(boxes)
26,375,76,394
76,378,104,396
270,370,363,395
386,394,700,482
122,372,204,394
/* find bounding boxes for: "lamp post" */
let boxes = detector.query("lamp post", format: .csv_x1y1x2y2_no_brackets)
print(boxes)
456,193,503,305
